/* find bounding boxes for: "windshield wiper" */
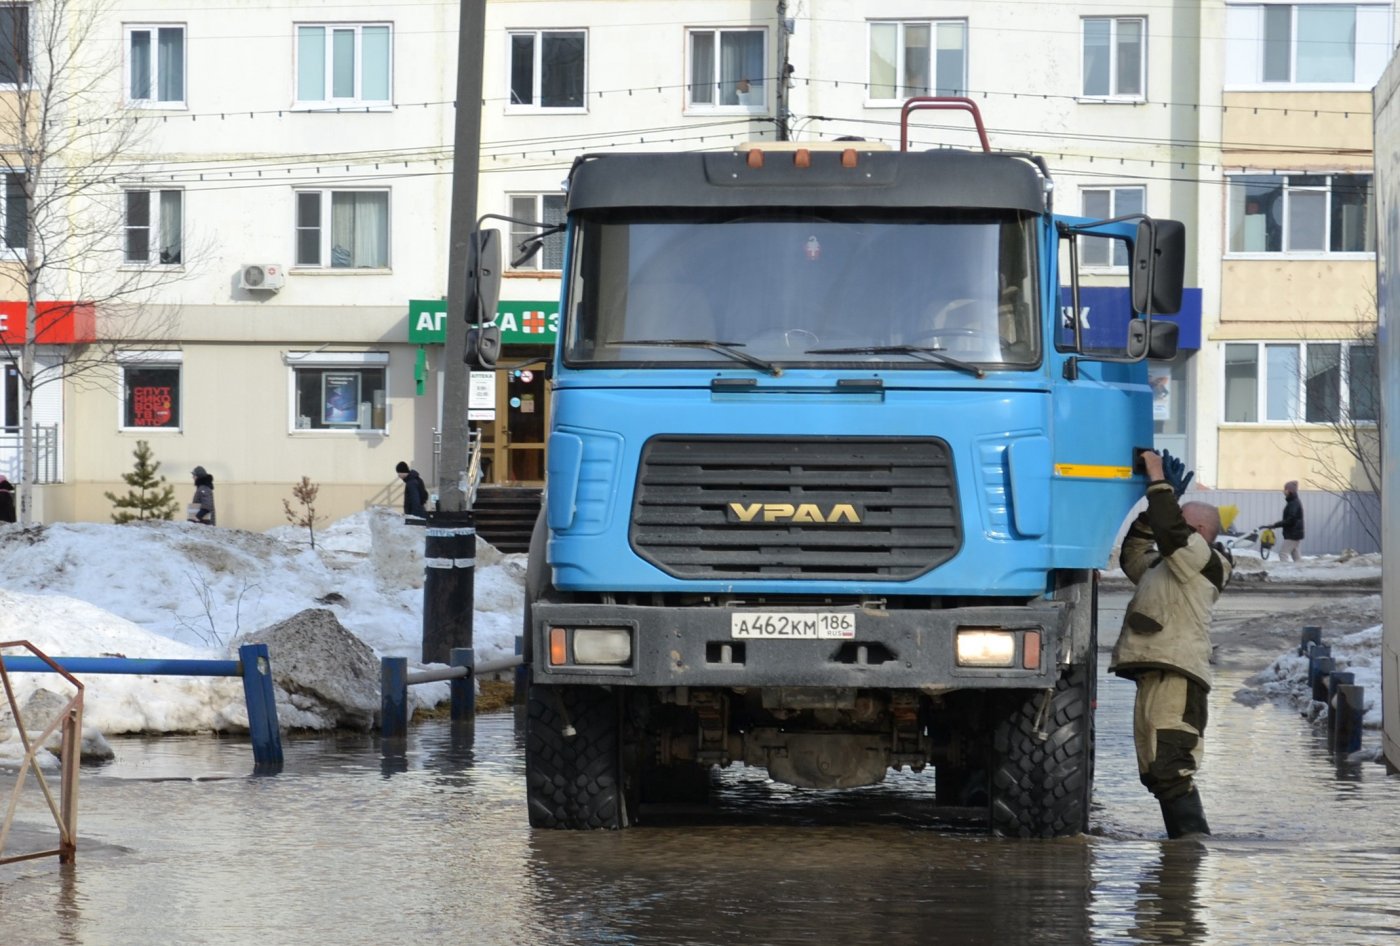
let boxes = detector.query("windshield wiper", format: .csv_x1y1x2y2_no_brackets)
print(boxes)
803,345,986,379
608,339,783,376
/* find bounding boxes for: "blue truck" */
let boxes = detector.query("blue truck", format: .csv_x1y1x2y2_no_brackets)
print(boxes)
466,99,1184,837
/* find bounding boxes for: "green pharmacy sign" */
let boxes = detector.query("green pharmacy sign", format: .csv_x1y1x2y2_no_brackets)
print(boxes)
407,299,558,345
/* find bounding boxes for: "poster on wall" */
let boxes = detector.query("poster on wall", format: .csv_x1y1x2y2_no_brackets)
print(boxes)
323,372,362,426
131,385,174,427
468,370,496,422
1148,366,1171,421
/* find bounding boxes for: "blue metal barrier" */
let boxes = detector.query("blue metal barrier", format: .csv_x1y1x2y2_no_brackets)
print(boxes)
0,643,283,768
379,648,524,751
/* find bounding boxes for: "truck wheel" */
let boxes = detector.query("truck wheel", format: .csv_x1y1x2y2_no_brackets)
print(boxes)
989,661,1094,838
526,685,625,829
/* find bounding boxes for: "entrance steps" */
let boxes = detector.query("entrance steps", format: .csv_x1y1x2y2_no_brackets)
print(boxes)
472,486,542,553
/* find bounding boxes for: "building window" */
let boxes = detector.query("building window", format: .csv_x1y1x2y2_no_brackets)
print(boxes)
1225,3,1391,88
294,189,389,269
296,23,391,105
4,172,24,250
3,361,16,430
1079,186,1144,266
120,359,181,429
508,29,585,109
868,20,965,101
126,25,184,106
1223,340,1376,424
124,189,182,265
0,3,28,86
1082,17,1145,99
287,352,388,431
1227,174,1373,254
508,194,566,271
689,28,766,109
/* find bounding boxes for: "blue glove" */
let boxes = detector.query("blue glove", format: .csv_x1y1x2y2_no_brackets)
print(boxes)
1159,450,1194,498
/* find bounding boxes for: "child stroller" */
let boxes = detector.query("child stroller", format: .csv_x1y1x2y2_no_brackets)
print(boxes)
1218,504,1275,558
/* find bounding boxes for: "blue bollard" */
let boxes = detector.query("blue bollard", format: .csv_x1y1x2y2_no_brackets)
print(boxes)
1311,657,1335,703
1307,645,1333,691
239,643,283,769
450,647,475,724
514,634,527,706
381,657,409,741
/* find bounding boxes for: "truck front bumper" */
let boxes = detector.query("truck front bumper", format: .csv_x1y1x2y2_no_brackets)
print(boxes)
530,600,1074,690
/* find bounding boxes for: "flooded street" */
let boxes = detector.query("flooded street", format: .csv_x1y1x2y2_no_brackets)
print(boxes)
3,591,1399,945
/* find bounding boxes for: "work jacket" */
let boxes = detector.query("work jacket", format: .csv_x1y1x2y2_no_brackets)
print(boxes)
1110,482,1232,691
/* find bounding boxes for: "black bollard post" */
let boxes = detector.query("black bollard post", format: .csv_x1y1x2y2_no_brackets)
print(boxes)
1299,626,1323,656
1307,645,1332,693
422,511,476,665
1335,685,1365,754
1311,657,1335,703
1327,671,1356,748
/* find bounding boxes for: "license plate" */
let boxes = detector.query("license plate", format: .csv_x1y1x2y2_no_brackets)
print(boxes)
731,612,856,639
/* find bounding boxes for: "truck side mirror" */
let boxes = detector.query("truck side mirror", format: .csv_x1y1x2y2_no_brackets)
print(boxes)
465,229,502,369
1126,319,1179,360
1132,219,1185,316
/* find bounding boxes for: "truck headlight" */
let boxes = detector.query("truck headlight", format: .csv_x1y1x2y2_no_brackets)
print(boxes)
572,628,632,665
956,629,1016,668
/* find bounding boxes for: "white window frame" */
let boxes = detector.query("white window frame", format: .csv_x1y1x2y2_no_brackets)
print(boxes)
1080,16,1146,101
284,350,390,433
866,19,968,105
1222,339,1377,425
505,28,587,113
1225,172,1374,258
116,350,183,432
0,3,29,89
686,27,768,114
292,188,391,271
123,187,184,267
1224,2,1391,91
293,22,393,108
507,193,567,272
124,23,186,108
1078,185,1145,270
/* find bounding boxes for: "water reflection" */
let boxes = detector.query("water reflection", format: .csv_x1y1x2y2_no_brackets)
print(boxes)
3,665,1400,946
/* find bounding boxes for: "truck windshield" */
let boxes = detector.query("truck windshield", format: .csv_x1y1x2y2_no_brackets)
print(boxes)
564,210,1040,370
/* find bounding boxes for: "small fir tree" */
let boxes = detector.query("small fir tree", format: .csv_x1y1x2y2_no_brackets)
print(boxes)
104,440,179,523
283,476,325,548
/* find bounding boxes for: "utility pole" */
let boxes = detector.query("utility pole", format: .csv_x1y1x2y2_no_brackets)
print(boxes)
440,0,486,513
422,0,487,666
776,0,792,141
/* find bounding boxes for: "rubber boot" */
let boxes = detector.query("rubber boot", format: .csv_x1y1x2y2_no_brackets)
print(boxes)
1159,787,1211,839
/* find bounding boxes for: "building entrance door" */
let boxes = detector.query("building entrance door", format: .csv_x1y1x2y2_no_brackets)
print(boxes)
477,357,549,485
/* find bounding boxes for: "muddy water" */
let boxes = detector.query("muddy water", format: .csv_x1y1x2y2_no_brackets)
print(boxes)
3,600,1399,945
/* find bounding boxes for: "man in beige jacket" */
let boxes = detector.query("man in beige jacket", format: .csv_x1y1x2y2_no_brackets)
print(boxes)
1111,449,1232,839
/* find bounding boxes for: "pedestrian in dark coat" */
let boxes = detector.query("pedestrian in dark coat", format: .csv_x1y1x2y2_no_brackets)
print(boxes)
1110,449,1232,839
0,474,14,523
1269,480,1305,562
189,465,216,525
396,461,430,518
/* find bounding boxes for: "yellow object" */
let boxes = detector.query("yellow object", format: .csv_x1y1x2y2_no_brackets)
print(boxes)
1218,505,1239,533
1053,463,1134,479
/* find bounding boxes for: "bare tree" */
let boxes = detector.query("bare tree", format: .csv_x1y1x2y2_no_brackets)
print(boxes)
1292,316,1382,547
0,0,189,525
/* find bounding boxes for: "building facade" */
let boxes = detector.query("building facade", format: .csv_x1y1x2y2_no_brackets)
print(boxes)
0,0,1386,544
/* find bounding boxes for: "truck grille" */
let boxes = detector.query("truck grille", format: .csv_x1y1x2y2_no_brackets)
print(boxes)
631,437,961,580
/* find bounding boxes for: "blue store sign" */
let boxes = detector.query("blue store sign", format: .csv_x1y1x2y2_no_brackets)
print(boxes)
1057,287,1202,351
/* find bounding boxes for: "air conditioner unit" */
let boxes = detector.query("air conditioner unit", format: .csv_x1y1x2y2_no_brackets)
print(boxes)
239,263,285,291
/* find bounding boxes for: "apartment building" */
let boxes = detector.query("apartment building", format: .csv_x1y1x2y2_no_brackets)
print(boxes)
8,0,1378,539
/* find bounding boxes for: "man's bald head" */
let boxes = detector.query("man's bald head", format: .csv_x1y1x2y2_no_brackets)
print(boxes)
1181,502,1221,543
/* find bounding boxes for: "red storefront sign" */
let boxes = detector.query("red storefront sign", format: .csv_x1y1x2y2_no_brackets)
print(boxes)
0,301,96,345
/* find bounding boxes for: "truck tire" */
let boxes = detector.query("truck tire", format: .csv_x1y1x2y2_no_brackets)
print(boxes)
526,685,626,829
989,660,1094,838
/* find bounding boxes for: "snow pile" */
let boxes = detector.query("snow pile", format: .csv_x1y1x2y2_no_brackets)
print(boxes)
1236,625,1384,729
0,508,525,741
